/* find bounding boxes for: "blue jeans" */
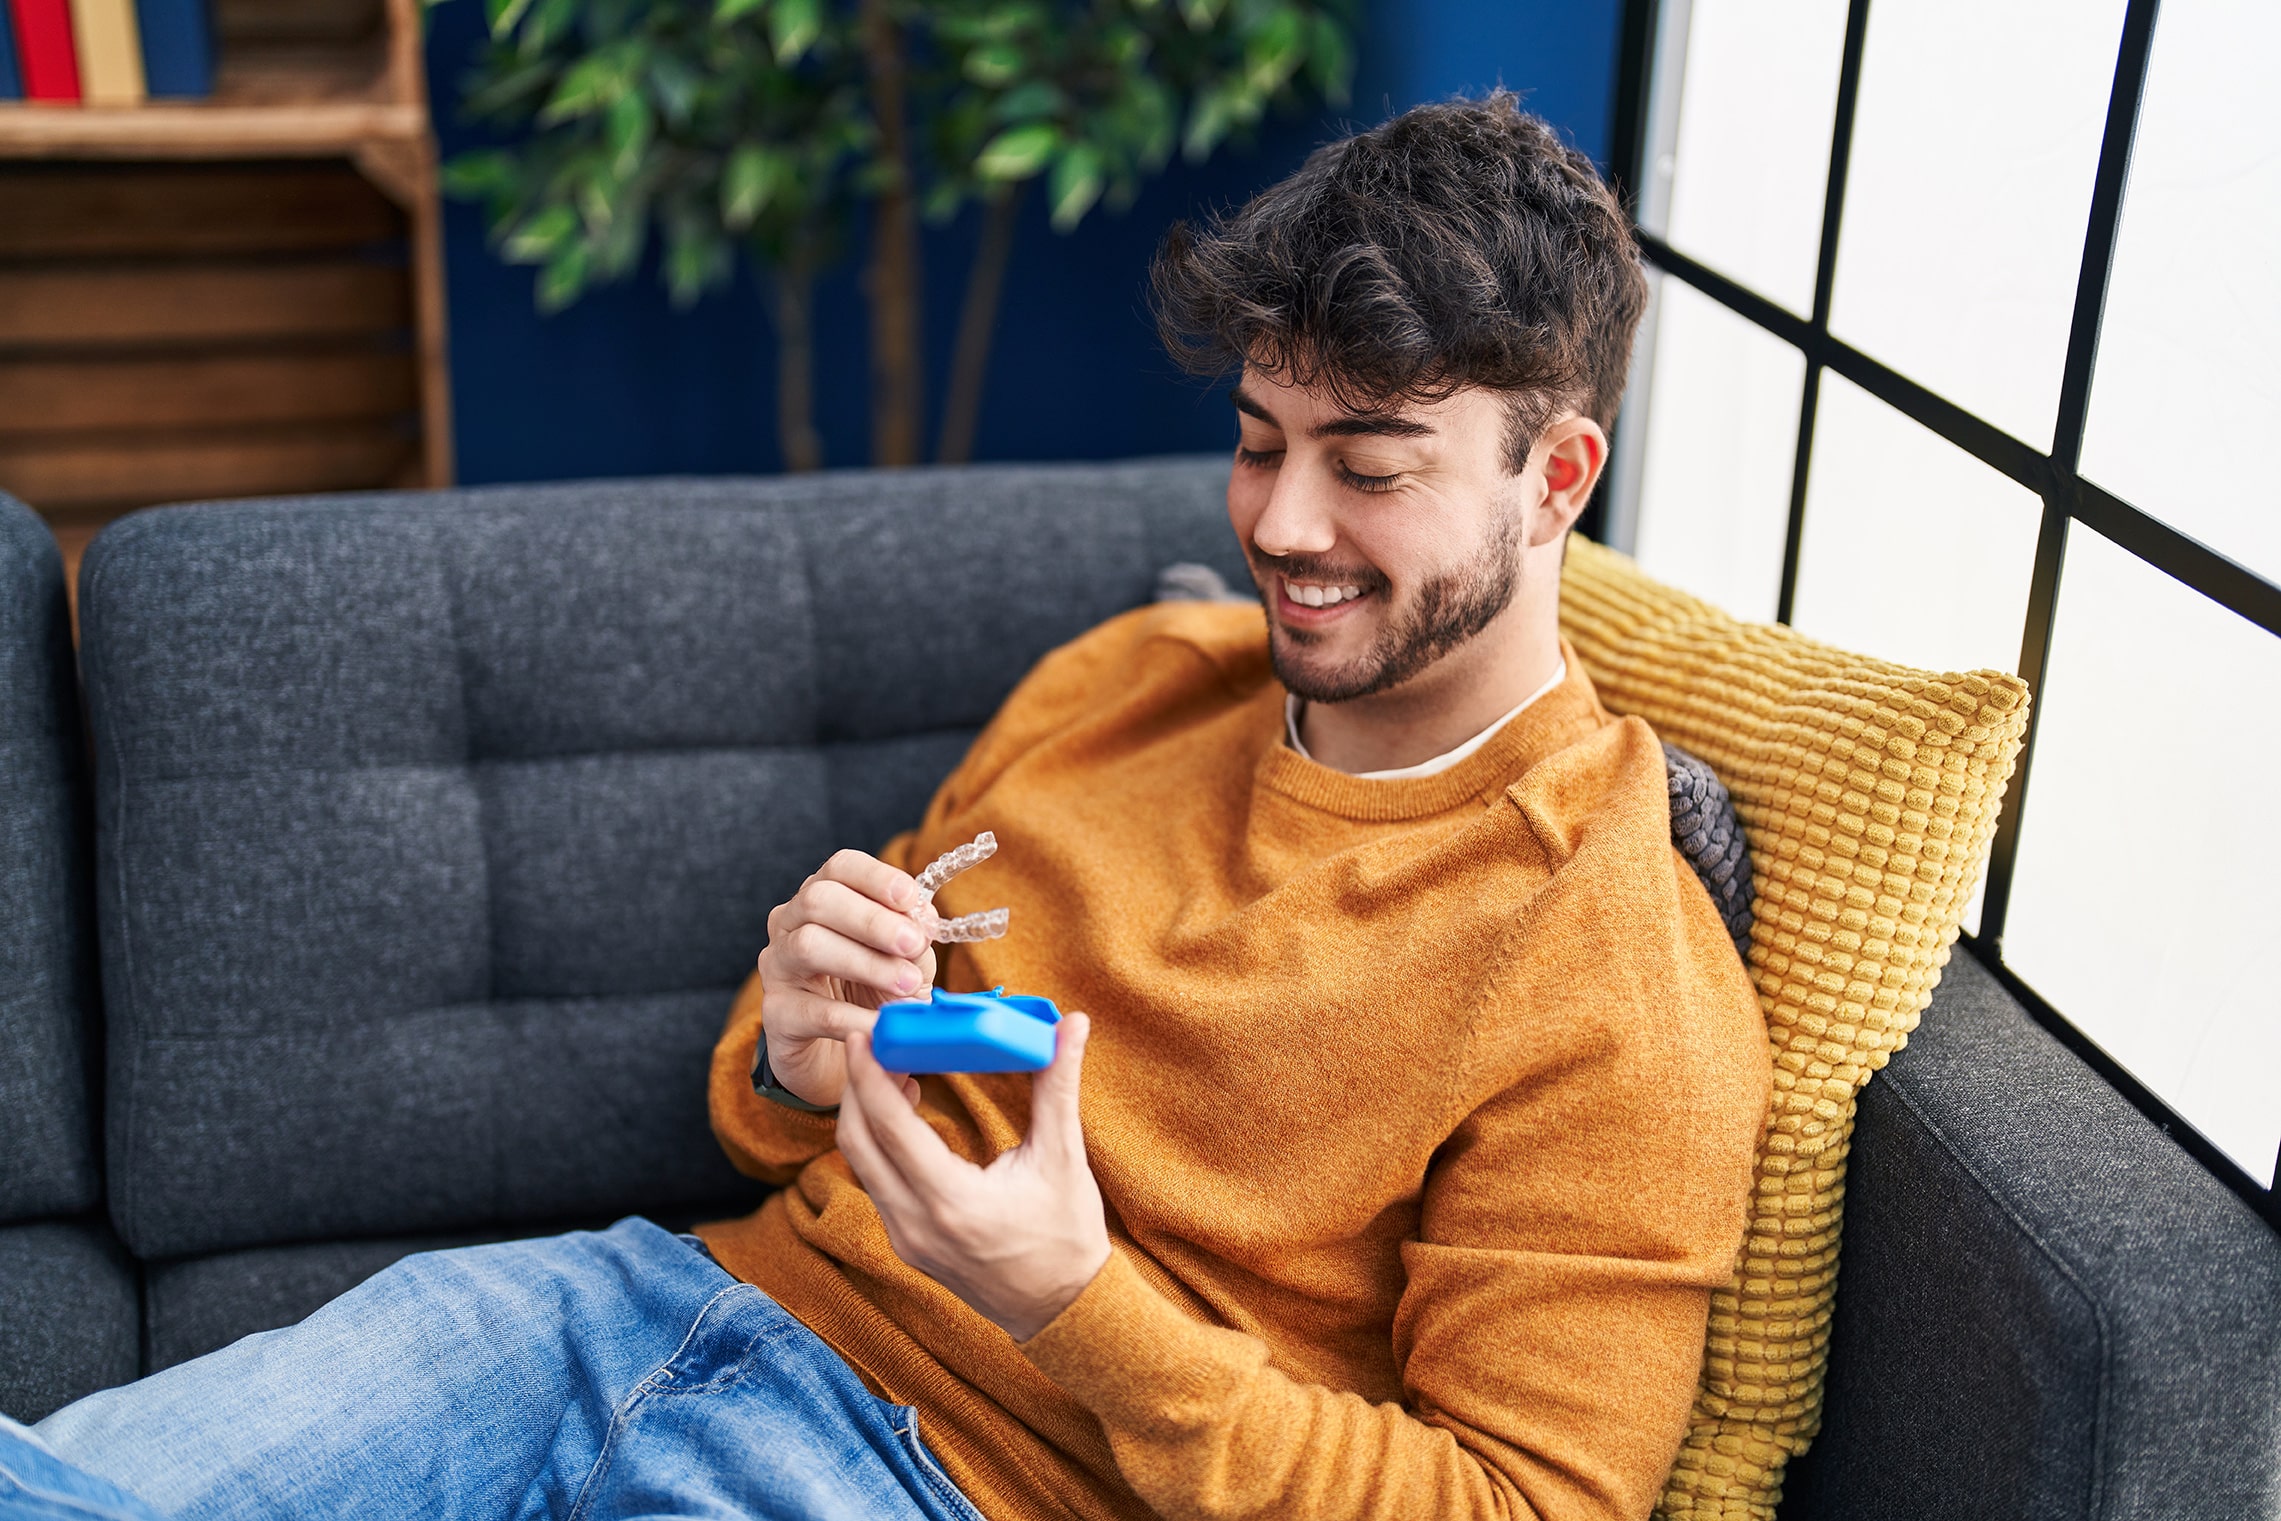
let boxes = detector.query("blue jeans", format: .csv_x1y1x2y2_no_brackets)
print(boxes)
12,1218,983,1521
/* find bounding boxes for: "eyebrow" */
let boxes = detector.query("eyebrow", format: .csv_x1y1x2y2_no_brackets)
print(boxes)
1229,385,1436,441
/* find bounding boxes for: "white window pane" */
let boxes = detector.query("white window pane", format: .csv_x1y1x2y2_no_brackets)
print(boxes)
1656,0,1847,315
1791,372,2041,675
1633,277,1806,623
2005,528,2281,1185
2080,0,2281,585
1829,0,2128,450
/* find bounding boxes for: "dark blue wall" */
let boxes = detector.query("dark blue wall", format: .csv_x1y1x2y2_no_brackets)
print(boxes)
424,1,1621,485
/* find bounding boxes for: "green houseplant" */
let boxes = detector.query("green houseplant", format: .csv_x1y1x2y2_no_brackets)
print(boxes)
440,0,1356,470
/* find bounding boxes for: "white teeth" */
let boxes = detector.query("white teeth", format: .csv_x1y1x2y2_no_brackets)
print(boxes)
1284,577,1365,608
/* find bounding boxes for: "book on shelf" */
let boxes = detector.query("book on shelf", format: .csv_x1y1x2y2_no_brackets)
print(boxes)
66,0,141,105
132,0,209,98
7,0,79,101
0,2,23,99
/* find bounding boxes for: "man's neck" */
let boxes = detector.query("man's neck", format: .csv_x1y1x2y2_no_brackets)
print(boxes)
1296,617,1566,775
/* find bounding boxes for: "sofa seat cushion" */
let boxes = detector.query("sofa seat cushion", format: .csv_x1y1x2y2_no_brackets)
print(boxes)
143,1228,540,1373
0,1219,139,1423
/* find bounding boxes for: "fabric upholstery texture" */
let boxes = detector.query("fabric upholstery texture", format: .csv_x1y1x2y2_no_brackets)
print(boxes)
1556,535,2032,1521
77,460,1246,1263
0,494,102,1223
0,1219,139,1422
1778,948,2281,1521
142,1230,529,1372
1664,742,1754,957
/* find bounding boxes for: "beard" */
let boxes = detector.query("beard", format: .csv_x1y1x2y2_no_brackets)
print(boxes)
1253,510,1528,705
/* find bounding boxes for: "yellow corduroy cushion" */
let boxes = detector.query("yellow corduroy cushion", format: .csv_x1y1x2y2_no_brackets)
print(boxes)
1556,536,2031,1520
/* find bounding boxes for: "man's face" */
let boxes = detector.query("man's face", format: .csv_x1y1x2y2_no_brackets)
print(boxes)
1226,367,1550,705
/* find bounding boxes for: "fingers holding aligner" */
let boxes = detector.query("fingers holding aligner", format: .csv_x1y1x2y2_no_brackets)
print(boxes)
756,850,934,1108
763,849,930,1006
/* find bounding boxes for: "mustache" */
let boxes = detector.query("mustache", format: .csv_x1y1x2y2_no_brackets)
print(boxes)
1245,551,1389,596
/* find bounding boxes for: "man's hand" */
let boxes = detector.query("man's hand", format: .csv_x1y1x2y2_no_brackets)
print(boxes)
836,1013,1112,1342
757,850,938,1109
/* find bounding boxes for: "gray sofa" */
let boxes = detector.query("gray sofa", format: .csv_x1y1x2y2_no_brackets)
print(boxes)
1,465,2275,1518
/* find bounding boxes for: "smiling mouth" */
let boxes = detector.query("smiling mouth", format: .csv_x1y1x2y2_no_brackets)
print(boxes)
1278,575,1370,610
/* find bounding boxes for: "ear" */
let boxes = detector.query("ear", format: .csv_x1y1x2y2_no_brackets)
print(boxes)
1529,415,1608,548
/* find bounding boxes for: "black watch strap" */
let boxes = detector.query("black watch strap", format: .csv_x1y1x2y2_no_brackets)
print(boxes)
751,1040,840,1115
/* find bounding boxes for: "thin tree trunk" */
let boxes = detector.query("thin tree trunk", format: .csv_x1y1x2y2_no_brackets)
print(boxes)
773,260,823,473
936,183,1024,465
859,0,923,467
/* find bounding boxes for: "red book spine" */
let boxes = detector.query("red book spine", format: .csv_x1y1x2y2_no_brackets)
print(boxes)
9,0,80,101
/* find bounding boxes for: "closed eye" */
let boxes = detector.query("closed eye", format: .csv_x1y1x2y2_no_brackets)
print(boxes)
1236,445,1284,468
1338,463,1400,494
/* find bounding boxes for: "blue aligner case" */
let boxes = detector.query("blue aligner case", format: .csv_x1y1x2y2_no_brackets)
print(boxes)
872,987,1062,1074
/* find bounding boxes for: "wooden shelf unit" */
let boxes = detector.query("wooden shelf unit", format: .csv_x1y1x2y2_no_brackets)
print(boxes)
0,0,453,594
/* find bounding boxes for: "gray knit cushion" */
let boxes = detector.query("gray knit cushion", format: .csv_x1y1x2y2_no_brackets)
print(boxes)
1663,741,1754,957
79,460,1246,1261
0,495,102,1225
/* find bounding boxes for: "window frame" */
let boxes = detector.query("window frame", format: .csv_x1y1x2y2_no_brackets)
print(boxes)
1606,0,2281,1228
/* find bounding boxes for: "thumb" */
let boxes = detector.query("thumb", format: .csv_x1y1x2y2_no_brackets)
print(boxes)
1027,1011,1091,1161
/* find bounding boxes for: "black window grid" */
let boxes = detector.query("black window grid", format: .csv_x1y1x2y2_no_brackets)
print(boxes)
1607,0,2281,1229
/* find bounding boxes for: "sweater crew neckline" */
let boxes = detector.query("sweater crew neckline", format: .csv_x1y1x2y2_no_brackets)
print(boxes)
1255,642,1607,820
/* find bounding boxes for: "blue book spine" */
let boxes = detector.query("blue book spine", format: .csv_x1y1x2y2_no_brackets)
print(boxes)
131,0,210,98
0,1,24,100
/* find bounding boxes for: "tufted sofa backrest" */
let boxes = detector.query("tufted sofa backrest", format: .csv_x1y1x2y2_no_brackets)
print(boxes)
77,461,1246,1260
0,493,102,1226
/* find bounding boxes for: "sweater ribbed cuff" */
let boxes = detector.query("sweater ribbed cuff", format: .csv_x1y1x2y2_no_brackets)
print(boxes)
1017,1248,1255,1428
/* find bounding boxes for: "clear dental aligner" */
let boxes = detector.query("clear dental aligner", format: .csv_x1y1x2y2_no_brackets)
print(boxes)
910,831,1010,944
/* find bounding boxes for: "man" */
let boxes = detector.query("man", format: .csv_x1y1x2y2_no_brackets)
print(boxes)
13,94,1766,1521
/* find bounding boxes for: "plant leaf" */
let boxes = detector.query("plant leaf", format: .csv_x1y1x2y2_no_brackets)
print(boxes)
1307,11,1355,106
921,180,966,224
537,243,592,312
485,0,535,39
539,53,623,124
606,92,652,173
1182,86,1234,161
648,56,702,127
1244,9,1304,94
1048,142,1104,232
519,0,581,52
504,203,579,262
714,0,769,21
722,143,791,229
975,121,1062,181
962,42,1023,87
988,79,1063,122
769,0,822,62
439,148,517,202
665,218,731,307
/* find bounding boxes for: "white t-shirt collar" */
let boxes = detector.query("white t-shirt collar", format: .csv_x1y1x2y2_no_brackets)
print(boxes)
1284,659,1569,780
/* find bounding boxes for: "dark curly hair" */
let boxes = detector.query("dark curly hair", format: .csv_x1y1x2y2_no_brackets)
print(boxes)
1151,92,1648,471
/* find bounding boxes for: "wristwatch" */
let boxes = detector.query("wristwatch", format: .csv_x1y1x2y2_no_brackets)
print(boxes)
751,1040,840,1115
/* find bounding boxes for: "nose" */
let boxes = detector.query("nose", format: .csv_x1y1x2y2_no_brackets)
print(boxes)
1249,464,1340,560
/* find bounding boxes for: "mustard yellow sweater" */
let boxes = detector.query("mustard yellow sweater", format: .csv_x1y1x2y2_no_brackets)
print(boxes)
701,602,1770,1521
